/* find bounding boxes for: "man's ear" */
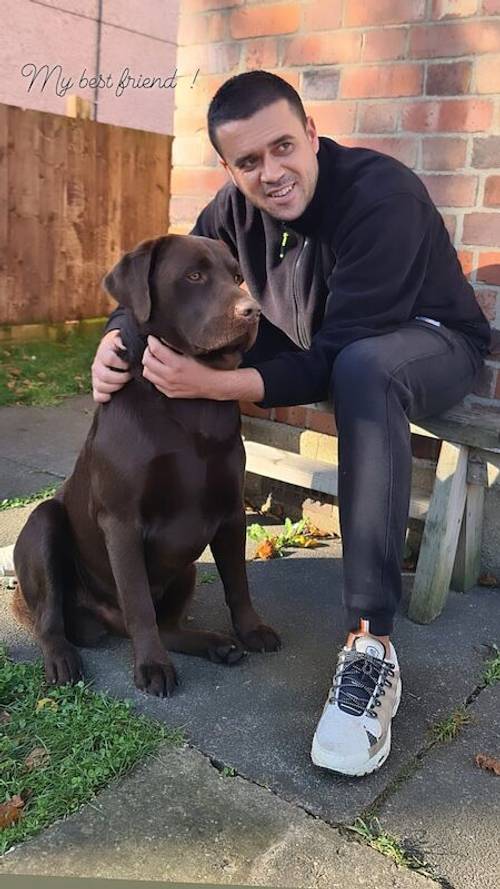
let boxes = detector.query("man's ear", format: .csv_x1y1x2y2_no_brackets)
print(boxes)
101,236,172,324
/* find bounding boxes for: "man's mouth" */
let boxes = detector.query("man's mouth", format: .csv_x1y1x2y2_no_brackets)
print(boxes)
267,182,295,200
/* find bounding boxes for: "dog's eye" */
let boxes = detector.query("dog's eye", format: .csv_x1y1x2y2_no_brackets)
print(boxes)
187,272,202,281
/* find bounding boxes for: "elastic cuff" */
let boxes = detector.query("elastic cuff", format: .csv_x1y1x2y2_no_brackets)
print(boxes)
344,607,394,638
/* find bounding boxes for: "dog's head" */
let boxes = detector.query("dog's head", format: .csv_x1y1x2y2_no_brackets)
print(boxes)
101,234,260,370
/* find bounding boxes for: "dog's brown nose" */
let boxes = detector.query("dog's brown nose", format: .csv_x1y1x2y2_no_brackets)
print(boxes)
234,298,261,321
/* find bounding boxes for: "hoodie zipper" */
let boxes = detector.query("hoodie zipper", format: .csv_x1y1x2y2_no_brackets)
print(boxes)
293,236,311,349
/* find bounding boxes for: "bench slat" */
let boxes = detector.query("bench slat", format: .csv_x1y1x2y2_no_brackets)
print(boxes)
244,440,429,520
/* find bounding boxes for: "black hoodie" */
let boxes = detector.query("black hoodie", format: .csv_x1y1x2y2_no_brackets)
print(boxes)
105,136,491,409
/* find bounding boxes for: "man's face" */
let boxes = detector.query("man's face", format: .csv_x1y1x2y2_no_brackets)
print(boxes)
214,98,320,222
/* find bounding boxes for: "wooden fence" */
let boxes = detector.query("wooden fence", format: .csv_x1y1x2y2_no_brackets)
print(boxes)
0,102,172,326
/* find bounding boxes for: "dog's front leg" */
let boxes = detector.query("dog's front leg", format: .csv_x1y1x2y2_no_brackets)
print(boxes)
99,515,177,696
210,512,281,652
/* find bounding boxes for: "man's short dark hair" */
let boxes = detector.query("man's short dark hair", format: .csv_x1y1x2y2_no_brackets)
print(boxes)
207,70,307,159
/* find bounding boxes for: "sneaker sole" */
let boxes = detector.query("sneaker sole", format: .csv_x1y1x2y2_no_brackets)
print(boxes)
310,677,402,778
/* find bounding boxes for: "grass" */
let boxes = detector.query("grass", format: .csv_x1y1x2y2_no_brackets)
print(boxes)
0,329,101,407
346,817,432,876
482,644,500,687
0,646,184,855
0,485,58,512
429,707,472,744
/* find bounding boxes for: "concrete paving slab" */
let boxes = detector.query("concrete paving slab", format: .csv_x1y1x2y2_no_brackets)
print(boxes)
0,396,95,499
0,743,436,888
376,682,500,889
2,531,499,826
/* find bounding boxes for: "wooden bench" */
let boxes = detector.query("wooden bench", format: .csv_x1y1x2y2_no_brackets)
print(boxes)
242,400,500,624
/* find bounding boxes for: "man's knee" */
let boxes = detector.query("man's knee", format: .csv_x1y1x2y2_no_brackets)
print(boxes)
329,337,393,399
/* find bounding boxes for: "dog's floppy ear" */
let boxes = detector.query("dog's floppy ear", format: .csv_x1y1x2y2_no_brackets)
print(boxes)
101,236,172,324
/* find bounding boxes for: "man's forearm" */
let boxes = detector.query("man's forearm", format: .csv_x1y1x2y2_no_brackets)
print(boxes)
214,367,265,403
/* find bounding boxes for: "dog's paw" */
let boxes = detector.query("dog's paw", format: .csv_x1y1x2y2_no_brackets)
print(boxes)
43,642,84,686
238,624,281,653
134,659,178,697
207,636,245,666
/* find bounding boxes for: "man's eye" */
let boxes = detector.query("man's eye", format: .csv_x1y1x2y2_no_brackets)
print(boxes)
234,273,244,284
187,272,202,281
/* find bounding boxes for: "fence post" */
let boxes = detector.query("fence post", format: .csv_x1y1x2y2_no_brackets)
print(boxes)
65,96,92,119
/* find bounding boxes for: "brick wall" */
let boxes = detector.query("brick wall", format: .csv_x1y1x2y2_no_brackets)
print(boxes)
172,0,500,426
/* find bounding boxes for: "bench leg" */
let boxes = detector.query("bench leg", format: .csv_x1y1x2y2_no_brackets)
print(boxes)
408,442,468,624
450,483,484,592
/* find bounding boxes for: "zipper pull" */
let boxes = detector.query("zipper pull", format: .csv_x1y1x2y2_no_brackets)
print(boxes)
279,230,289,260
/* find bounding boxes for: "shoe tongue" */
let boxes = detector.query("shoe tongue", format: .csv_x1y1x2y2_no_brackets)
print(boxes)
352,635,386,660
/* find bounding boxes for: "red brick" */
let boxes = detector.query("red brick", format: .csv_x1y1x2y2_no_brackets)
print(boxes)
477,252,500,284
169,194,211,223
458,250,474,276
269,69,300,91
342,136,418,167
402,99,493,132
482,0,500,12
341,64,423,99
303,0,342,30
420,174,478,206
274,406,308,427
230,3,300,39
472,136,500,167
358,102,399,133
171,166,228,196
240,402,273,420
283,32,362,66
177,42,240,75
172,135,203,167
245,38,279,70
431,0,479,19
306,102,357,135
184,0,242,10
174,106,209,137
422,137,468,170
463,212,500,246
442,213,457,240
361,28,408,62
177,12,226,45
476,289,497,321
475,57,500,93
426,61,472,95
485,175,500,206
410,21,500,57
175,73,228,107
345,0,425,26
305,408,337,436
302,68,340,100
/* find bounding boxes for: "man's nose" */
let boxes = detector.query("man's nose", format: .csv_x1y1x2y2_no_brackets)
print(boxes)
260,154,284,184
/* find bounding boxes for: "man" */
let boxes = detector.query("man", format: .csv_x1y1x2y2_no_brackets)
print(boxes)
92,70,491,777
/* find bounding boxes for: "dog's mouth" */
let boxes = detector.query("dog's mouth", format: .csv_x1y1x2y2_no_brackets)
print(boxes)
159,320,258,366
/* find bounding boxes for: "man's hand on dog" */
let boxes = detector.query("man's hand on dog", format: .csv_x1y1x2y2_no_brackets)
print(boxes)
142,335,220,399
92,330,132,403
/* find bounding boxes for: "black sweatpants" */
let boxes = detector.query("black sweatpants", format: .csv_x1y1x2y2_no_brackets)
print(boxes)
242,316,484,636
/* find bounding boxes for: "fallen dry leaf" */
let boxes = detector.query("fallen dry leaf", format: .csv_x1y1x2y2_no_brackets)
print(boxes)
475,753,500,775
36,698,58,712
24,746,50,771
478,573,499,588
255,539,279,560
304,524,333,539
0,795,24,829
0,711,11,725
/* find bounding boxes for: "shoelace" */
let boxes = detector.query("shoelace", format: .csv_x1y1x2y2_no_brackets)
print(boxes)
329,650,395,718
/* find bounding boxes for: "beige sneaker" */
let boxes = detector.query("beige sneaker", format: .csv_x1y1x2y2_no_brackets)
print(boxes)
311,632,401,777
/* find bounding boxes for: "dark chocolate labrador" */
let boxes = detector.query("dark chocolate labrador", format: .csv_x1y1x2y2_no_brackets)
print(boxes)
12,234,280,697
